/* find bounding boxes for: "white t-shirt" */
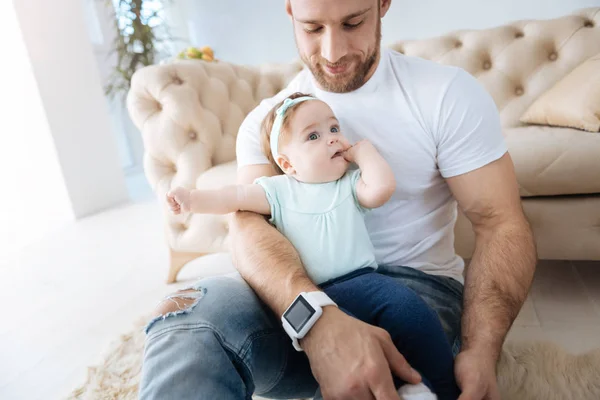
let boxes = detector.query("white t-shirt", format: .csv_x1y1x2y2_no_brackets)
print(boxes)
236,48,508,283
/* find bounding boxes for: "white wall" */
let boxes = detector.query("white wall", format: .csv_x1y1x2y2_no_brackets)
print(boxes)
12,0,129,218
0,2,74,263
86,0,145,173
0,0,131,263
182,0,295,65
181,0,600,65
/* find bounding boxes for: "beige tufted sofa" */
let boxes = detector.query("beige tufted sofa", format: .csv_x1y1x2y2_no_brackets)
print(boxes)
127,8,600,283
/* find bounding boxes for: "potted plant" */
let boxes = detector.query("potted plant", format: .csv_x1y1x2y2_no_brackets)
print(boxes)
104,0,217,100
104,0,172,99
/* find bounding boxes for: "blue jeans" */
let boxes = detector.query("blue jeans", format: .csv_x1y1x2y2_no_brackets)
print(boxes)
319,268,460,399
139,265,464,399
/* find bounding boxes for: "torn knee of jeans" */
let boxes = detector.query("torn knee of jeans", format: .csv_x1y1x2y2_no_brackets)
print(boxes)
144,286,207,334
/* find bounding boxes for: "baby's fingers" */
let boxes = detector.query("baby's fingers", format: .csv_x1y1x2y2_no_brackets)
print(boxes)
167,200,177,209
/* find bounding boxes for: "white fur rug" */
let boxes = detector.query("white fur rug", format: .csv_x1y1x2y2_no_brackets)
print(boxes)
67,318,600,400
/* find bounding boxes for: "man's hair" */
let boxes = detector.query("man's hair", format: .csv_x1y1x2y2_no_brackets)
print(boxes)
260,92,315,174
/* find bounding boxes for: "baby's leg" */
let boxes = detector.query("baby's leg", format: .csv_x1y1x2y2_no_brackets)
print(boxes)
321,270,460,400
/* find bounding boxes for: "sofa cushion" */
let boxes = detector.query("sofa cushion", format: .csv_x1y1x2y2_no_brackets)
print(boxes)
193,130,600,199
389,8,600,130
505,126,600,197
520,53,600,132
196,160,238,189
164,161,238,254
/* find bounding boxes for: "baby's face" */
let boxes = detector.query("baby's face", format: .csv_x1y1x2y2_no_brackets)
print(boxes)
278,100,350,183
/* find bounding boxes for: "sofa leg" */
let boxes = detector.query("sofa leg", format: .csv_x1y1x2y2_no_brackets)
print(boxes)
168,249,205,283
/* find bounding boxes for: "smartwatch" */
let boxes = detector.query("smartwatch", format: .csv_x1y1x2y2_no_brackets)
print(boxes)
281,291,338,351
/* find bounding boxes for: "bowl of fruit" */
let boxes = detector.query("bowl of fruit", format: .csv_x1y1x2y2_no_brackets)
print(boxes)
177,46,217,62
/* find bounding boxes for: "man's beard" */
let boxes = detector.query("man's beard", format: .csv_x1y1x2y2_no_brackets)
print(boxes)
301,20,381,93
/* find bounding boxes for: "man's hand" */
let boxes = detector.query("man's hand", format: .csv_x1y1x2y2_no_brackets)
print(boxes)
166,187,191,214
455,349,500,400
301,307,421,400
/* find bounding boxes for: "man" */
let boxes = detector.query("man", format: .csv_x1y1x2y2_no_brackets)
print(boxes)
139,0,537,399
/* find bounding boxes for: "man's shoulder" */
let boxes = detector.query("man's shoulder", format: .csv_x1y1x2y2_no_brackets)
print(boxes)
287,67,315,93
241,69,314,128
390,50,492,108
384,48,489,119
236,68,313,167
385,48,461,88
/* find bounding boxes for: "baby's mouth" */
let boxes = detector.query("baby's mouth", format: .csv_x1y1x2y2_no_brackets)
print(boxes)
332,150,344,159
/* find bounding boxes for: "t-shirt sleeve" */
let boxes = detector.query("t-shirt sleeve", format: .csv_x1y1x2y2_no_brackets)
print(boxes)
435,69,508,178
349,169,370,215
253,176,281,226
236,90,295,168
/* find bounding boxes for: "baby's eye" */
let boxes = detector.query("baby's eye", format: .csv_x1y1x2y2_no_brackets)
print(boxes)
330,126,339,133
308,133,319,141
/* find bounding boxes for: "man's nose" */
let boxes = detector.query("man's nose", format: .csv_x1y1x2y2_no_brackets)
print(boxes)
321,29,347,64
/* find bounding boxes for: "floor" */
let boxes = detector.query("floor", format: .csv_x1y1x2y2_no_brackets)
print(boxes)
0,198,599,400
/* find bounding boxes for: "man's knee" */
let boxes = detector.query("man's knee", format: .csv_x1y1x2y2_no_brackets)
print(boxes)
152,288,205,319
144,285,206,334
144,275,273,337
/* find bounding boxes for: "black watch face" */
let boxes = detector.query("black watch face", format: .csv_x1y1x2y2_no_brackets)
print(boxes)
284,296,316,332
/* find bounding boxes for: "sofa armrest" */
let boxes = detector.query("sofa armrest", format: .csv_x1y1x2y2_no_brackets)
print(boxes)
126,59,302,254
126,60,302,198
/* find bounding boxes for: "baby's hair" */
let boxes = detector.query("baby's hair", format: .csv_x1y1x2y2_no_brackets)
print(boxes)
260,92,315,174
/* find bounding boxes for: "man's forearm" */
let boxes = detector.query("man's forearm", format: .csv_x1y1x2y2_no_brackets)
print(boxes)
461,216,536,361
228,211,319,315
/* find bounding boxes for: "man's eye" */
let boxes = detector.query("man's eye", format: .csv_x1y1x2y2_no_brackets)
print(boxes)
344,21,363,29
309,133,319,140
330,126,339,133
304,26,323,34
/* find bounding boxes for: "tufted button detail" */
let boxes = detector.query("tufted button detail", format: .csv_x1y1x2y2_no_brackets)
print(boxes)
173,77,183,85
397,47,405,54
515,31,524,38
584,20,595,28
548,52,558,61
482,60,492,70
515,86,524,96
188,131,197,140
454,40,463,48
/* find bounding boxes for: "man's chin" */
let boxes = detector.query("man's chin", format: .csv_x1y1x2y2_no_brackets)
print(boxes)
315,73,358,93
323,70,353,84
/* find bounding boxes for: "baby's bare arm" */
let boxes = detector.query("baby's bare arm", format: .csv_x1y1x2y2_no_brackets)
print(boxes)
344,140,396,208
183,184,270,215
189,184,270,215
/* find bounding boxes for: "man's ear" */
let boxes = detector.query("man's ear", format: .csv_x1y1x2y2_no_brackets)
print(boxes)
277,155,295,175
380,0,392,18
285,0,293,19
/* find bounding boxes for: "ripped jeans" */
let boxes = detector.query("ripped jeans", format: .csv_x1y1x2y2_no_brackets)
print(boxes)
139,265,464,400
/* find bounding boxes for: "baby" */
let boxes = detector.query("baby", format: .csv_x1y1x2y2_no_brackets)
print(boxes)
167,93,460,400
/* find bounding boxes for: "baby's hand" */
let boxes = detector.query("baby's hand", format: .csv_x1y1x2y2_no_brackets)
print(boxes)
166,187,191,214
342,139,375,163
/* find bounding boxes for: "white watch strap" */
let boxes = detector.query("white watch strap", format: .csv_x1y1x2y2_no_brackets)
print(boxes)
281,291,338,352
304,291,338,308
